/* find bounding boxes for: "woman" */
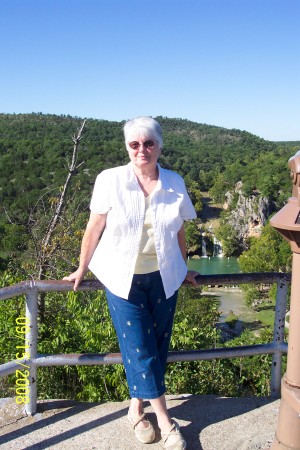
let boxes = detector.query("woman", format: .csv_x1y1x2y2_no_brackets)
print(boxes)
64,116,199,449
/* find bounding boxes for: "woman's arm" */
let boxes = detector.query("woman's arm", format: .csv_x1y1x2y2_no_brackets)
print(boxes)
177,224,187,262
177,223,200,286
63,212,107,291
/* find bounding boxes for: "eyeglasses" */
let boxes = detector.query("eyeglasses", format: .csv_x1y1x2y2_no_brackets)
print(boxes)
128,140,155,150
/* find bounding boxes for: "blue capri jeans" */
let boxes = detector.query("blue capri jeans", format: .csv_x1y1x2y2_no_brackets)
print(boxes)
105,271,178,400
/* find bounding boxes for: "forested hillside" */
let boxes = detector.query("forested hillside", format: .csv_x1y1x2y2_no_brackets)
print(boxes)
0,113,298,274
0,113,298,402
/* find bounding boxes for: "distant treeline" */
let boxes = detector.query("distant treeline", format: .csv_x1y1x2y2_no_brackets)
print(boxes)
0,113,298,270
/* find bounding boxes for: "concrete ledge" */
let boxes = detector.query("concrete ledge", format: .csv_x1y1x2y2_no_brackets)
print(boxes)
0,395,280,449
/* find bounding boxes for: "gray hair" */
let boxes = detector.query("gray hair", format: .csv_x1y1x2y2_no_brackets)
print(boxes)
123,116,163,150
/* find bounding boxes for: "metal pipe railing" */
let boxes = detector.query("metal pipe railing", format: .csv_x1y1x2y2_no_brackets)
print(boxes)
25,287,38,416
270,278,289,395
0,272,291,414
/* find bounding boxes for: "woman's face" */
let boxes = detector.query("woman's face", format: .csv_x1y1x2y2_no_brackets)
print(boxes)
127,133,161,170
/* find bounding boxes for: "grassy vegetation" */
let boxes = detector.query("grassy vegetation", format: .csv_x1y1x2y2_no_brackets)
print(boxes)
224,310,239,329
255,299,276,327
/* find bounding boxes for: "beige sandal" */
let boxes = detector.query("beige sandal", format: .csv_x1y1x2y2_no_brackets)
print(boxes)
161,421,186,450
127,411,155,444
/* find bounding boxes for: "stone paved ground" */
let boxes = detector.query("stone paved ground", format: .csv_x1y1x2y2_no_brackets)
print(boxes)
0,395,280,449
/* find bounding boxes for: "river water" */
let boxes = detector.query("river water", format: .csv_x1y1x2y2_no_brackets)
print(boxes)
187,256,241,275
187,257,256,330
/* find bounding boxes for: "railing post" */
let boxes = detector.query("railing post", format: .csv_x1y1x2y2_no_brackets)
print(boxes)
25,286,38,415
270,279,288,396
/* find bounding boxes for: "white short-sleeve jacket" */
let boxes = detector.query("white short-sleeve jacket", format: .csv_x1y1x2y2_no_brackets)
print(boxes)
89,162,197,299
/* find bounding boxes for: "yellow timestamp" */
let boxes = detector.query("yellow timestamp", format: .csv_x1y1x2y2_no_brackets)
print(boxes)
15,317,30,404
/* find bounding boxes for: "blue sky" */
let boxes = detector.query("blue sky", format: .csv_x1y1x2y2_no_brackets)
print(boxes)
1,0,299,141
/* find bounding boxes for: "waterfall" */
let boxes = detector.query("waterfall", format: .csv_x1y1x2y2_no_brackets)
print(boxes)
202,234,208,258
213,235,223,257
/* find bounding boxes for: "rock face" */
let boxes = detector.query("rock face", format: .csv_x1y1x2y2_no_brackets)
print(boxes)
224,181,276,247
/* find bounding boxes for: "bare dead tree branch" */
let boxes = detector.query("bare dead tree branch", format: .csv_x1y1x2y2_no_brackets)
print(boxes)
31,119,87,322
2,207,15,225
38,119,86,280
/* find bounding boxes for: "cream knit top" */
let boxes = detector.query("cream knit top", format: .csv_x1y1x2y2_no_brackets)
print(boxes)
134,192,159,274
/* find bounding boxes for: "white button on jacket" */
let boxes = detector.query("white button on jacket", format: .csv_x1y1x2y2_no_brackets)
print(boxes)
89,162,197,299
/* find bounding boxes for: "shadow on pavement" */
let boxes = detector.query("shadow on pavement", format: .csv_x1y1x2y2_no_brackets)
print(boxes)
0,395,278,450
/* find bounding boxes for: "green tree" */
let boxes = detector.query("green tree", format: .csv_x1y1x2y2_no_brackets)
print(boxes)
215,223,242,256
239,222,291,273
209,173,229,203
184,220,202,255
239,222,291,309
184,177,202,215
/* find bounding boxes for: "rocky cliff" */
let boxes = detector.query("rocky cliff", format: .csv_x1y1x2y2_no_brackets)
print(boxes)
224,181,276,247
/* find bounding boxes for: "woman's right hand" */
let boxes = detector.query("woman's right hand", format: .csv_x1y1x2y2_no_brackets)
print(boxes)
63,268,87,291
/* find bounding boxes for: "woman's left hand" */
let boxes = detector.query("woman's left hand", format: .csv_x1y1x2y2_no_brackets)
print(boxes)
184,270,200,286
